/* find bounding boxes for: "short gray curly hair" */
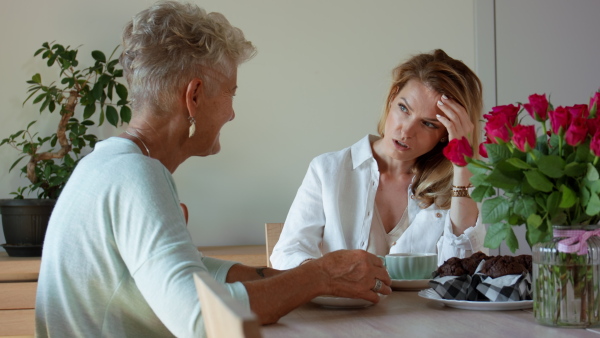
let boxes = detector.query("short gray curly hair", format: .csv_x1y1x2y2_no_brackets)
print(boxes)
120,1,256,113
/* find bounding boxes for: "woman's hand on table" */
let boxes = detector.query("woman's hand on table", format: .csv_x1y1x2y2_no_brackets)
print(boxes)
316,249,392,303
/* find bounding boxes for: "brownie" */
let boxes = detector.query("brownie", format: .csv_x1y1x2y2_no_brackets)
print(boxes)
436,252,488,277
460,252,489,275
435,257,467,277
480,255,528,278
514,254,533,275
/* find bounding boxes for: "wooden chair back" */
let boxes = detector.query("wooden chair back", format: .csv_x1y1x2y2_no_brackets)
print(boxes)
264,223,284,267
193,271,262,338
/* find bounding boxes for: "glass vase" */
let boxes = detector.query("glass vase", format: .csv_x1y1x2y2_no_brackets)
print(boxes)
532,225,600,327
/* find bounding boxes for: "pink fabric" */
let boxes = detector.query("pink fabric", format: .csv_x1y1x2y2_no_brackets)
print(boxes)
554,228,600,255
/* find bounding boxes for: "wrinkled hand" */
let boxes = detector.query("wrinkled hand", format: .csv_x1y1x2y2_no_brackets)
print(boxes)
316,249,391,303
436,95,474,142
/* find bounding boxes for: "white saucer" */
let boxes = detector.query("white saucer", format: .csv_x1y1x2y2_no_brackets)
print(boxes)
391,279,431,291
311,294,386,309
418,288,533,310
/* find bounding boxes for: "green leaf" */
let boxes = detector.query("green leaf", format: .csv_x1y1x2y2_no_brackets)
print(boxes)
524,170,553,192
581,186,591,207
9,156,27,172
32,93,46,104
546,191,561,218
526,224,549,247
558,184,577,208
31,73,42,84
585,193,600,216
576,141,591,161
469,173,489,187
587,163,599,181
83,104,96,119
505,228,519,253
99,109,105,126
470,185,496,202
505,157,531,169
120,106,132,124
564,162,587,177
485,168,520,191
527,213,543,228
39,96,51,113
106,106,118,127
482,196,509,224
91,50,106,63
484,223,513,250
538,155,565,178
92,82,103,100
115,83,128,101
486,143,512,163
514,196,537,218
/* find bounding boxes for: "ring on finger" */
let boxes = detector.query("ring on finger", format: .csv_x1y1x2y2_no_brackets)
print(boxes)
371,278,383,293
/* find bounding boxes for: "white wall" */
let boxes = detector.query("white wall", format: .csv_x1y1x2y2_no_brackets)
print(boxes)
0,0,476,249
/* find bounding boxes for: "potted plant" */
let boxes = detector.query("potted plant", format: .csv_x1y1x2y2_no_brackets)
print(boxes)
443,90,600,327
0,41,131,256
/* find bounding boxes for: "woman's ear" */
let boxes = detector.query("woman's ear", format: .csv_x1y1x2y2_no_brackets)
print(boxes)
185,78,203,112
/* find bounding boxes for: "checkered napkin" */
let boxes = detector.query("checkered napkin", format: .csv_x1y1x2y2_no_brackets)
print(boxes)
475,271,532,302
428,273,486,301
429,259,532,302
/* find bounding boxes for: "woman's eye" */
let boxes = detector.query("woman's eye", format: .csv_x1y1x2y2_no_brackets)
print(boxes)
398,104,408,113
423,121,438,129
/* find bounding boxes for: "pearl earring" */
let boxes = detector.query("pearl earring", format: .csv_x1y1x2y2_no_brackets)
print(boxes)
188,116,196,138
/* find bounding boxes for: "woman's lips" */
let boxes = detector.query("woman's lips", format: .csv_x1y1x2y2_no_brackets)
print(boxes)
394,139,410,150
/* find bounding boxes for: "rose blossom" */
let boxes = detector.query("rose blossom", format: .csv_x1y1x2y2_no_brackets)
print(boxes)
588,116,600,137
511,125,537,152
591,132,600,157
479,139,490,158
523,93,549,122
483,104,520,143
590,91,600,117
565,116,588,146
548,106,571,136
567,104,589,119
443,137,473,167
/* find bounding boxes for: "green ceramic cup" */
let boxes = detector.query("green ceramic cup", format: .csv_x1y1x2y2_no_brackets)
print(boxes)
385,253,437,280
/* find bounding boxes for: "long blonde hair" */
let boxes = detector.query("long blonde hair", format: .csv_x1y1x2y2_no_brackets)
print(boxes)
377,49,482,209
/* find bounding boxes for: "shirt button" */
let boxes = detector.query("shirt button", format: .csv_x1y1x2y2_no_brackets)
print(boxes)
410,195,415,199
361,241,365,246
436,213,442,218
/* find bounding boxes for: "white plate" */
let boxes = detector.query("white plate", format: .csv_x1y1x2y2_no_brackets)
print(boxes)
391,279,431,291
418,289,533,310
311,294,386,309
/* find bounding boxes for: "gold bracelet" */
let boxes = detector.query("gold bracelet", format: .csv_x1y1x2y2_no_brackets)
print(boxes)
452,187,471,198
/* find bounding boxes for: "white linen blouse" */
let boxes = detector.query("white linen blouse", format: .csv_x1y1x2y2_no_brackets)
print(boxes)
270,134,488,269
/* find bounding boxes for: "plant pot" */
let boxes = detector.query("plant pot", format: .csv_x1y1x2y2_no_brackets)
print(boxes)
0,199,56,257
532,225,600,328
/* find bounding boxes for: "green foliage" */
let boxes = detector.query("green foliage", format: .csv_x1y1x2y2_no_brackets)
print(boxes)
466,103,600,253
1,42,131,199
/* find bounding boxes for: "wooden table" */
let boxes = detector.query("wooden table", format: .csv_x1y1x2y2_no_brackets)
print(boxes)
262,291,600,337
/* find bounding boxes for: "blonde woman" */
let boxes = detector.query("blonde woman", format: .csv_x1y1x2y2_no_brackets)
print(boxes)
271,50,488,269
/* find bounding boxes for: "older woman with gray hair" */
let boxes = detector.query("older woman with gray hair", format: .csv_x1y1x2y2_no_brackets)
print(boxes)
34,1,390,337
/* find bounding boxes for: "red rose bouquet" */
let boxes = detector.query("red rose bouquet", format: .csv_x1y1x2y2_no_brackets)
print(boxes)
444,90,600,252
